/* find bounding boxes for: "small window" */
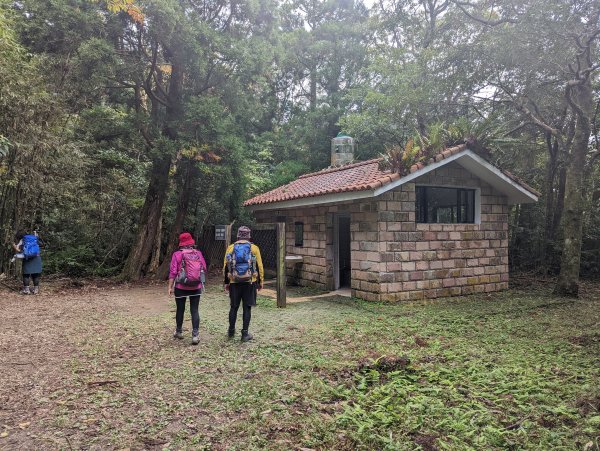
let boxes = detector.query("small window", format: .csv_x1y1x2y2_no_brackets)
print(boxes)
416,186,475,224
294,222,304,246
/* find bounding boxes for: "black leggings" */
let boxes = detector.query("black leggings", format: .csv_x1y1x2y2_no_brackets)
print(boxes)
23,273,41,287
174,288,200,332
228,283,255,332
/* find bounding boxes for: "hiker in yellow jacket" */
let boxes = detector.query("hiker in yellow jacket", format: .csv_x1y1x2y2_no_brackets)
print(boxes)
223,226,264,342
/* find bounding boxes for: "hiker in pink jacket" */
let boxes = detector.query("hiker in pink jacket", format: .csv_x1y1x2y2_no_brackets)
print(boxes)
168,232,207,345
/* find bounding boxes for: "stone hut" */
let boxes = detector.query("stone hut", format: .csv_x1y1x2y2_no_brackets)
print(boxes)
244,138,539,301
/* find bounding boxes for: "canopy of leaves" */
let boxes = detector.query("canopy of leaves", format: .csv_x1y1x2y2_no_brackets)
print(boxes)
0,0,599,280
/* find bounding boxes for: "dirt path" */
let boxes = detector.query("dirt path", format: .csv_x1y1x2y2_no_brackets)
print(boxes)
0,286,172,449
0,278,353,450
0,280,202,449
1,278,598,450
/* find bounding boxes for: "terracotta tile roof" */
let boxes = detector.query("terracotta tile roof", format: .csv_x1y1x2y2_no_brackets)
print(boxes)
243,158,401,206
243,144,540,206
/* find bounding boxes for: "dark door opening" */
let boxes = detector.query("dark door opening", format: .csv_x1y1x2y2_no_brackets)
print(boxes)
338,216,351,288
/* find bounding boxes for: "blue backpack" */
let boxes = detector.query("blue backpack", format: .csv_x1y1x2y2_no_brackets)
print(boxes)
227,241,254,283
22,234,40,259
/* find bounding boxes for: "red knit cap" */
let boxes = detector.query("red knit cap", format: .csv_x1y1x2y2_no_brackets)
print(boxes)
178,232,195,247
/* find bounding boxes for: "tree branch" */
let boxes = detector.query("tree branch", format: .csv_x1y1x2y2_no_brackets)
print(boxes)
143,42,169,108
133,84,154,149
106,78,137,89
452,0,517,26
492,82,561,137
152,70,170,101
505,122,531,136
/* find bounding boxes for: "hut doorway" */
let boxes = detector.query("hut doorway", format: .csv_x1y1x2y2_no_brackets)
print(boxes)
334,214,351,289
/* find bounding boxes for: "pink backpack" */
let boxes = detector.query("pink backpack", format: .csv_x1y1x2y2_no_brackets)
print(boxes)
176,249,205,286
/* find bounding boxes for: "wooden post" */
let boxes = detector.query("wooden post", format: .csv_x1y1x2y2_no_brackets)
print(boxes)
276,222,286,308
225,224,233,249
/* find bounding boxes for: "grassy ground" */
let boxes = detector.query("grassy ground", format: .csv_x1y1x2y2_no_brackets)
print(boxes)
0,277,598,450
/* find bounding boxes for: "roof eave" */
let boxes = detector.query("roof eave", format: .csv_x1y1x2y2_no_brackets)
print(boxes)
455,150,538,204
246,188,376,211
245,149,539,211
373,149,538,205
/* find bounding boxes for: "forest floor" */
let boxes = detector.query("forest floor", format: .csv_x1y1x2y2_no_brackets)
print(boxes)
0,275,599,450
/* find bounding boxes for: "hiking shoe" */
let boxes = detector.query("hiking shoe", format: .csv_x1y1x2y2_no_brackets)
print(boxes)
173,330,184,339
31,286,39,295
192,330,199,345
20,287,30,295
227,328,235,339
241,331,253,342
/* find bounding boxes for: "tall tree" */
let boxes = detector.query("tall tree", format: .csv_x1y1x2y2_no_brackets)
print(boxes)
0,1,73,272
341,0,491,157
452,0,600,296
105,0,277,279
271,0,371,169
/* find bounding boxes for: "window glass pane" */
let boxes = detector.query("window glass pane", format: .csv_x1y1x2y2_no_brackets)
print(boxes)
415,187,475,224
460,190,475,223
294,222,304,246
416,187,427,222
428,187,457,223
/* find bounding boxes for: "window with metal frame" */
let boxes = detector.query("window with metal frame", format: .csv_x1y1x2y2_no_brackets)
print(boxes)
416,186,475,224
294,222,304,246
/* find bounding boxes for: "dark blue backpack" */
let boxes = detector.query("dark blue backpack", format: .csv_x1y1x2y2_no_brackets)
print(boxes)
22,234,40,259
228,241,253,282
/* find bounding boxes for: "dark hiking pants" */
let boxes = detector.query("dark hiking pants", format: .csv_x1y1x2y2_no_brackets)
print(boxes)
228,282,255,331
23,273,41,287
174,288,200,333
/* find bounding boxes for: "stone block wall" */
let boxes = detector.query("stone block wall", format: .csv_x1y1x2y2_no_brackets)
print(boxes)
252,161,510,302
253,207,329,288
347,201,382,301
253,201,383,300
377,162,509,301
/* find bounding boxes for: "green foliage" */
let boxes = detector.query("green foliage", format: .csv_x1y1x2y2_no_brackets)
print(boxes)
0,2,20,57
0,1,72,270
44,245,96,276
269,160,311,189
0,135,11,158
266,0,370,170
378,118,507,175
1,0,598,282
0,0,148,276
328,292,599,449
18,283,598,448
378,141,413,175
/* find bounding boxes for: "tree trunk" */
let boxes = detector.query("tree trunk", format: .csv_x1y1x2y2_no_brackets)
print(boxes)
0,145,26,274
120,43,184,280
552,166,567,236
156,159,196,280
148,213,163,273
309,61,317,111
541,134,558,270
554,156,585,296
554,80,593,296
120,152,171,280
